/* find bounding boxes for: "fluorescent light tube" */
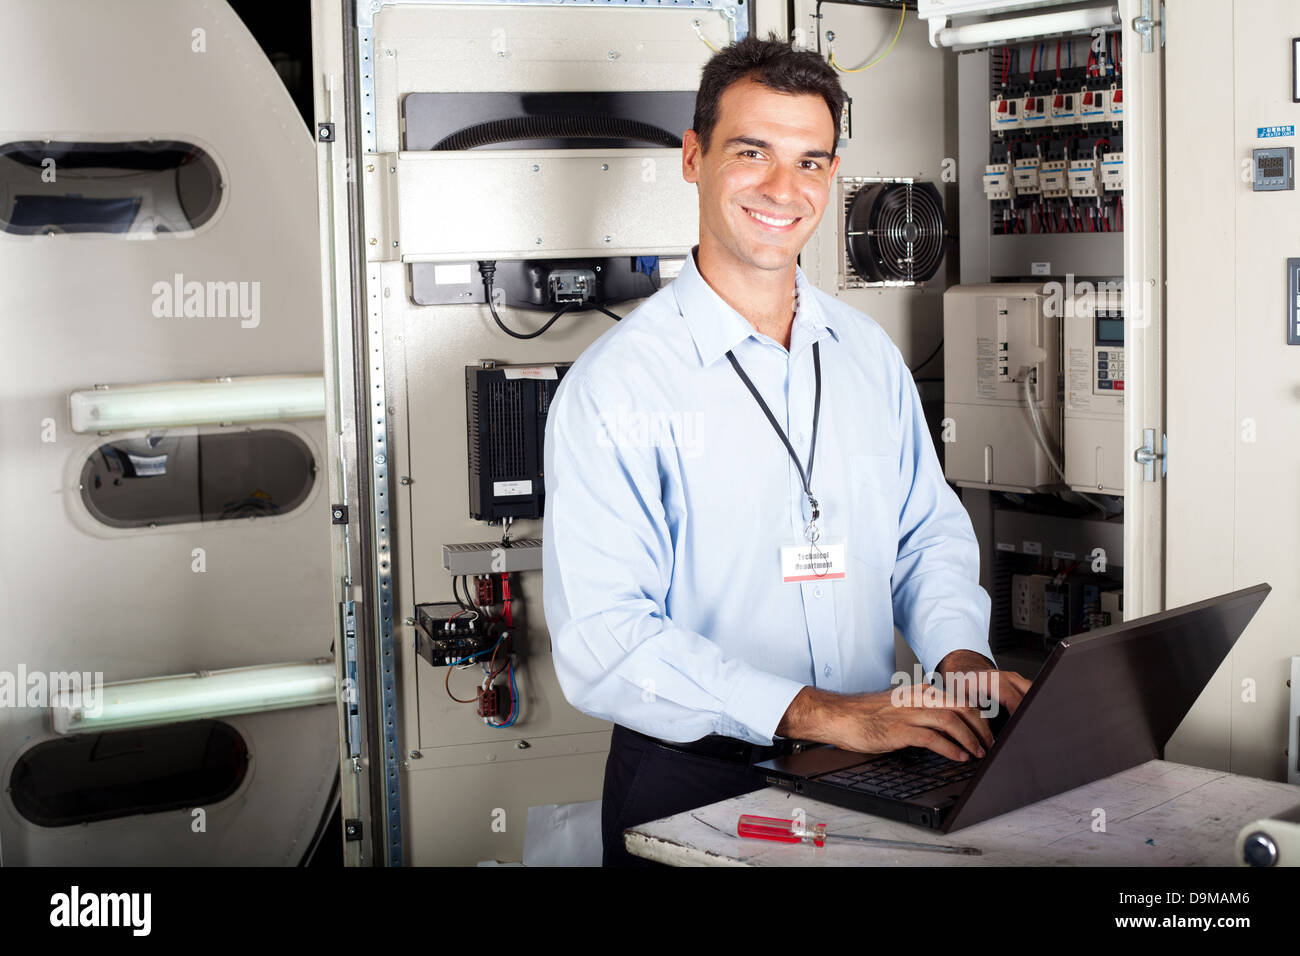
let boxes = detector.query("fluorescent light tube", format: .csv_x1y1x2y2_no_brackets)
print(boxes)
934,5,1119,48
69,374,325,433
51,661,337,734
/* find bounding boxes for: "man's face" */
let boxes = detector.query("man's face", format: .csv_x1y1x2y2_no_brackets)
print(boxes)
683,77,840,274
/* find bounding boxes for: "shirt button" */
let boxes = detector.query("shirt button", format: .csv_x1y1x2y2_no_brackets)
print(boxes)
823,664,832,677
814,586,824,599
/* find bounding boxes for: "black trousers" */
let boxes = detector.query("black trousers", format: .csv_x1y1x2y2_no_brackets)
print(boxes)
601,724,768,867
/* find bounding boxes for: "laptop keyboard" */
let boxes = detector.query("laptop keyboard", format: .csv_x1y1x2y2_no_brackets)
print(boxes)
817,749,980,800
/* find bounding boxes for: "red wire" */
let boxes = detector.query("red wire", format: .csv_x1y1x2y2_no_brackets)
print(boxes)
1029,43,1037,83
1056,40,1061,80
502,573,513,627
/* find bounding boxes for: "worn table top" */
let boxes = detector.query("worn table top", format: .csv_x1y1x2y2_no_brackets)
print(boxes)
625,760,1300,866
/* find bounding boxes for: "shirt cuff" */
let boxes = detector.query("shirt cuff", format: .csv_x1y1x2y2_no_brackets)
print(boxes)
719,668,807,745
914,625,996,678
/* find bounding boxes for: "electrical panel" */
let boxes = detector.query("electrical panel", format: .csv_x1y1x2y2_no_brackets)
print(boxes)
465,362,570,522
1063,296,1125,495
942,284,1062,493
984,34,1124,241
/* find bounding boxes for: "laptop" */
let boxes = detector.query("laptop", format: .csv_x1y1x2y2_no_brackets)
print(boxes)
755,583,1271,832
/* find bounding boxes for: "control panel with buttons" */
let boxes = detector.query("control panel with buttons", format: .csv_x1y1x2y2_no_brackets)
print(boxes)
1094,310,1124,393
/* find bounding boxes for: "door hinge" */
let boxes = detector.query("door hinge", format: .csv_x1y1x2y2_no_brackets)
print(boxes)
1134,0,1165,53
1134,428,1167,481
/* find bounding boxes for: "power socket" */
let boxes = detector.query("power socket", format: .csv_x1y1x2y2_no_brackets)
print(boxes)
1012,573,1053,631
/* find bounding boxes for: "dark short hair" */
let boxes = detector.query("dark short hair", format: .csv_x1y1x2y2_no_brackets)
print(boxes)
692,33,846,156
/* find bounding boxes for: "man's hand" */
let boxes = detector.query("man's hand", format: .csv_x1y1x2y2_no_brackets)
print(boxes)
776,684,993,762
935,649,1033,720
775,650,1034,762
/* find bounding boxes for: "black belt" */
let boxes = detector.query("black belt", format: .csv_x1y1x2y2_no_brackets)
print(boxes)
621,726,809,766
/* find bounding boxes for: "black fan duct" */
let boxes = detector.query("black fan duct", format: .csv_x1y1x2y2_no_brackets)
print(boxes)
844,181,947,283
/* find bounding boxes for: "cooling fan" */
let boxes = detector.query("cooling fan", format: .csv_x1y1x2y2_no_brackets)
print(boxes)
844,181,947,284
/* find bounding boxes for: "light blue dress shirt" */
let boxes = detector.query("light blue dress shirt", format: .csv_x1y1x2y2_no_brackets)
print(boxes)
542,248,992,746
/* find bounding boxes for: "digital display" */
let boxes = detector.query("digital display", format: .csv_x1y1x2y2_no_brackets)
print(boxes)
1260,156,1285,174
1095,316,1124,346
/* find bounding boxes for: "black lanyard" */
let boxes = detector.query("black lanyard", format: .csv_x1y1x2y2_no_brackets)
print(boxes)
725,342,822,526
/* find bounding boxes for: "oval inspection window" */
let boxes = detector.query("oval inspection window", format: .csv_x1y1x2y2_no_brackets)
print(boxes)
0,139,222,236
79,428,317,529
9,720,249,827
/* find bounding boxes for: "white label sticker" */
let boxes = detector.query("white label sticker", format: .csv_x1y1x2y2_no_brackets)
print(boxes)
1053,550,1077,560
781,542,847,583
434,263,472,285
502,365,559,380
1022,540,1043,555
996,542,1016,552
658,257,686,280
493,480,533,496
1031,262,1051,276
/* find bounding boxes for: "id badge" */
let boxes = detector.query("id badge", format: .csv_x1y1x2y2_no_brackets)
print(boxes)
780,538,848,584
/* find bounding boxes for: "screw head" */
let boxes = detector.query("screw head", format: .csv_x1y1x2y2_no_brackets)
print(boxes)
603,235,612,243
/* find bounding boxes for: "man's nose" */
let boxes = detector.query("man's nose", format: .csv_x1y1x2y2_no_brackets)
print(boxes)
758,162,799,210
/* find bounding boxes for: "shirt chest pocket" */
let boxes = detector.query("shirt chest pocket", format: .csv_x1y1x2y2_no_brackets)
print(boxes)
847,452,899,569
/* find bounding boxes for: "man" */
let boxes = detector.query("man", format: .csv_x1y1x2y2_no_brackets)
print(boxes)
542,35,1030,867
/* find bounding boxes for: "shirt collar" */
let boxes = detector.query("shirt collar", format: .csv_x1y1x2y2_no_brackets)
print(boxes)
671,246,838,367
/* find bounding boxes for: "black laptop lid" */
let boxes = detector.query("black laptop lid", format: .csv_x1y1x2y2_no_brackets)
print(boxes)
943,583,1270,832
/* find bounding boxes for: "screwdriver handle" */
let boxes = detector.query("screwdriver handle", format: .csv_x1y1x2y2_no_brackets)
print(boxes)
737,814,827,846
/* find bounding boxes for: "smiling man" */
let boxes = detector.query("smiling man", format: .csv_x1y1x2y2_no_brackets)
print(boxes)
542,35,1029,867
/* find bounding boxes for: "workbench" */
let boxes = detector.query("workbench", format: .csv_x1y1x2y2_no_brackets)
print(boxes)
624,759,1300,866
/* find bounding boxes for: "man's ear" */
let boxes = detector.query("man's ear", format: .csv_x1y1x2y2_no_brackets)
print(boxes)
682,129,702,184
828,153,841,181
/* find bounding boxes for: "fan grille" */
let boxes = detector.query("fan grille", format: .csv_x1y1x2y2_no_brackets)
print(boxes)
843,181,947,284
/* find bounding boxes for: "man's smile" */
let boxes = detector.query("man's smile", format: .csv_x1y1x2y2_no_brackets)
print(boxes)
742,205,801,231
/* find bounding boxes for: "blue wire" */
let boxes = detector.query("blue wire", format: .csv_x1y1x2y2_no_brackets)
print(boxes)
495,661,520,728
446,631,507,668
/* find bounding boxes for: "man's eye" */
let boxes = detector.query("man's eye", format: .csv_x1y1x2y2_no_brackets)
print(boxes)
800,160,822,170
740,149,763,159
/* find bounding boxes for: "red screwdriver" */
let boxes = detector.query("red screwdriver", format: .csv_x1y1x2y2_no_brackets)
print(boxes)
737,815,981,855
